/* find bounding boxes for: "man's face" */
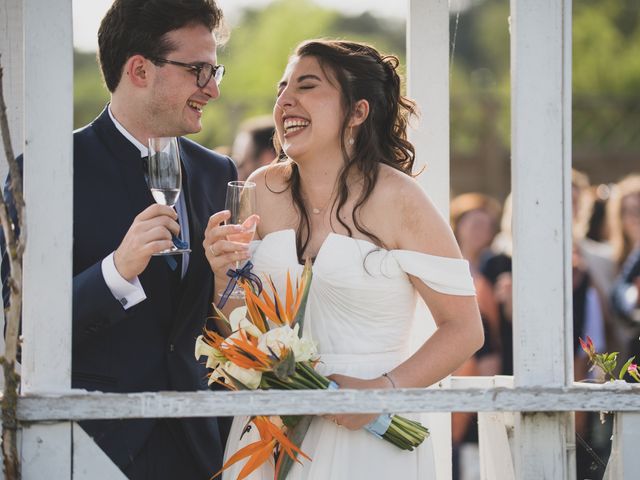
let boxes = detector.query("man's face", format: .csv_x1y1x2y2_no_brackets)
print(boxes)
146,24,220,137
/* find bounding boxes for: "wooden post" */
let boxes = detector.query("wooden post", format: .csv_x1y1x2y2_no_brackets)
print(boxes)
407,1,451,479
510,0,574,478
21,0,73,476
604,412,640,480
408,0,450,216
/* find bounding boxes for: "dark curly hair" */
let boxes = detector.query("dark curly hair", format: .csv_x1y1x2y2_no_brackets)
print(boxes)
273,40,418,261
98,0,225,92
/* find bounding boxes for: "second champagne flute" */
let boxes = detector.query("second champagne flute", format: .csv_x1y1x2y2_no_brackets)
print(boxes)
224,180,257,299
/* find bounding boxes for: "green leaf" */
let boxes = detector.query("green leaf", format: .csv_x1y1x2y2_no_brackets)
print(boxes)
292,260,313,335
212,302,230,326
281,415,303,429
223,371,251,390
273,349,296,382
619,356,636,380
276,415,313,480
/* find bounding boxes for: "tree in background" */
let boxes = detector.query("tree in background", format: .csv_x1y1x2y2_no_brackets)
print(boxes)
74,0,640,193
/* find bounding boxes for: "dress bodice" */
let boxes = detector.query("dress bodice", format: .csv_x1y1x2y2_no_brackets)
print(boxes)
251,229,475,360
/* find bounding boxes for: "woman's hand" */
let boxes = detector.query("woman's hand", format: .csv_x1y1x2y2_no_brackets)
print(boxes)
203,211,258,291
323,373,390,430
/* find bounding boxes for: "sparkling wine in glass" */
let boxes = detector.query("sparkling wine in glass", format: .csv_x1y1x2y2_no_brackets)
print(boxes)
224,180,257,299
148,136,191,255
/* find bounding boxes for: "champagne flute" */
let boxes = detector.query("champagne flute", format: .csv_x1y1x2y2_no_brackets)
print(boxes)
148,136,191,255
224,180,257,299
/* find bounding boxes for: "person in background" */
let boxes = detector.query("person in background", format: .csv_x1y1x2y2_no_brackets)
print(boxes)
586,183,613,244
572,170,612,361
231,115,277,180
480,194,514,375
449,193,502,480
609,174,640,359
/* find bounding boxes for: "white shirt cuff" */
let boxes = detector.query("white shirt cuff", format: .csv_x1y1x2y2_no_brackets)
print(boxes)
101,252,146,309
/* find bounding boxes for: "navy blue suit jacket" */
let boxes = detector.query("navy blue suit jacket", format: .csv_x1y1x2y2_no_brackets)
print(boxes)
3,107,236,476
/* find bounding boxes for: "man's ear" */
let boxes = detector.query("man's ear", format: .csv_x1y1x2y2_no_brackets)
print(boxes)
349,99,370,127
124,55,151,87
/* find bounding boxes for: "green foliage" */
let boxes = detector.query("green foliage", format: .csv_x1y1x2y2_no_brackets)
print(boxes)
74,51,109,129
73,0,640,157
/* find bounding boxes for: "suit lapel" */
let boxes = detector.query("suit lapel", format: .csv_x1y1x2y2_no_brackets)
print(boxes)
92,108,155,218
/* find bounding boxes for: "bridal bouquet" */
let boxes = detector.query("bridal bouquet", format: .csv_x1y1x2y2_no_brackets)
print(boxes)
195,263,429,480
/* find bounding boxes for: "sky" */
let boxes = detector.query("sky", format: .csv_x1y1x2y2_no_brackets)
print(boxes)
72,0,408,52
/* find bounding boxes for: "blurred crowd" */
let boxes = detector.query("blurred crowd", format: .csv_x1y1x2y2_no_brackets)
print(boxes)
449,170,640,480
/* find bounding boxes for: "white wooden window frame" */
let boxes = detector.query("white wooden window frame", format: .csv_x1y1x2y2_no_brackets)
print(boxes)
2,0,639,478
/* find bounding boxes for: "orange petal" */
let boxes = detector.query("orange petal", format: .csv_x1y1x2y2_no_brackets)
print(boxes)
267,276,288,325
285,271,294,321
238,439,277,480
211,439,270,479
244,288,268,333
250,288,281,325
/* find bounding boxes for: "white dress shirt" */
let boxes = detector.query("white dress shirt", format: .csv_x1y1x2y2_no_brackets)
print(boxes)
101,106,190,309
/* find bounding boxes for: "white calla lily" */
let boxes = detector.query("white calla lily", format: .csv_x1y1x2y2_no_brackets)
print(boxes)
229,306,248,331
195,335,219,360
224,361,262,389
229,306,262,338
258,324,317,362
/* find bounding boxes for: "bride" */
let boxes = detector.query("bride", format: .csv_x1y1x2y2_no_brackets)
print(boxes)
204,39,484,479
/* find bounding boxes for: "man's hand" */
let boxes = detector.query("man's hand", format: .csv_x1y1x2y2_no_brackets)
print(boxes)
114,204,180,280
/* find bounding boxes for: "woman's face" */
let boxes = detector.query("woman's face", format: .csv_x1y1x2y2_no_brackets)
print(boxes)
273,55,345,162
621,193,640,246
456,209,496,255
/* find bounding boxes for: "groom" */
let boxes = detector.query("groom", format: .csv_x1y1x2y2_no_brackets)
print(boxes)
64,0,232,477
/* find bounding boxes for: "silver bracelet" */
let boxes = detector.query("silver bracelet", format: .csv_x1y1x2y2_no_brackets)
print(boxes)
382,372,397,389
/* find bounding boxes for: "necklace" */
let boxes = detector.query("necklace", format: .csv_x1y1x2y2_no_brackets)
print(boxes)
306,189,335,215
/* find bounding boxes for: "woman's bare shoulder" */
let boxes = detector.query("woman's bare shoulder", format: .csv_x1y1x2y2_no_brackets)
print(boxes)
374,165,461,257
248,162,290,193
248,163,296,237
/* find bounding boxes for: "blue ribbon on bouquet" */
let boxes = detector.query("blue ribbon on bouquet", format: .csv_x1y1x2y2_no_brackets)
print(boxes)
217,261,263,309
327,381,392,437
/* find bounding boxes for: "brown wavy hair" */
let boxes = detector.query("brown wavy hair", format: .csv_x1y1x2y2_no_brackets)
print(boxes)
272,40,418,261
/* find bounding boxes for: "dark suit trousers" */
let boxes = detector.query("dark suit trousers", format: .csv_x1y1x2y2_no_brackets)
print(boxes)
123,419,209,480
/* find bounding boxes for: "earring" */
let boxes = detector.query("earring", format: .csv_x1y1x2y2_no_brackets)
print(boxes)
348,127,355,146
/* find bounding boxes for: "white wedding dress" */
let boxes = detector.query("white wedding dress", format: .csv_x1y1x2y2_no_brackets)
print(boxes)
222,229,475,480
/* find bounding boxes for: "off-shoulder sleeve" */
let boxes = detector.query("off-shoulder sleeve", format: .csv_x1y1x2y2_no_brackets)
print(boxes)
390,250,476,296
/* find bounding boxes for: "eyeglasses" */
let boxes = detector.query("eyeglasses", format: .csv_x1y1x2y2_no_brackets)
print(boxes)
150,58,225,88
